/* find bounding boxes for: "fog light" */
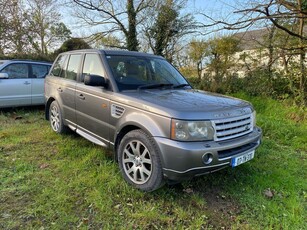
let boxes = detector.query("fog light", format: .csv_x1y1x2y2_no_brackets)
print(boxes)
202,153,213,164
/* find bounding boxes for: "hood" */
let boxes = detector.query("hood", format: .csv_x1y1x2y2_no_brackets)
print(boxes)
118,89,253,120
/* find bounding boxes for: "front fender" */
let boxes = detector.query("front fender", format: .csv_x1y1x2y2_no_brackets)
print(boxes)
114,111,170,142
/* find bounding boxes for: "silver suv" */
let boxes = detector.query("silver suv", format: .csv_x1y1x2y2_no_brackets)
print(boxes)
0,60,51,108
45,49,262,191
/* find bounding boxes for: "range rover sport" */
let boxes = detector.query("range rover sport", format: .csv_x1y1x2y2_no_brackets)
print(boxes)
44,49,262,191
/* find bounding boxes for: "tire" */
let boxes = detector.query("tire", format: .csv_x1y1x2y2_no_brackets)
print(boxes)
49,100,67,134
117,130,164,192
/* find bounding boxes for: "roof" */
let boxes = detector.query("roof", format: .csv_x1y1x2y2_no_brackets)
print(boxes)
60,49,162,58
233,28,270,50
0,59,52,65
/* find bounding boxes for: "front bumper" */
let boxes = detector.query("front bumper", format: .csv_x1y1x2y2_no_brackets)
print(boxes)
154,127,262,181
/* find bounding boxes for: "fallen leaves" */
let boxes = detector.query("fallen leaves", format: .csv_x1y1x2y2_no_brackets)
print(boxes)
39,163,49,169
263,188,274,199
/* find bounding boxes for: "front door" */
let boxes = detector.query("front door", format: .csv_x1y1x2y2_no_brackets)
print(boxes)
0,63,31,107
75,53,111,146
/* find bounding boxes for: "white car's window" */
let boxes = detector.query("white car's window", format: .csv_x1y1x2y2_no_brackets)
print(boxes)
32,64,49,78
0,64,28,79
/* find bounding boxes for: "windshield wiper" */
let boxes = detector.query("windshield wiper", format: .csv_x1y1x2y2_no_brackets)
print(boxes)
173,83,191,89
138,83,173,90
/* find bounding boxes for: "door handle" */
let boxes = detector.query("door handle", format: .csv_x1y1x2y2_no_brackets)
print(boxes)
57,87,63,92
78,94,85,100
24,81,31,85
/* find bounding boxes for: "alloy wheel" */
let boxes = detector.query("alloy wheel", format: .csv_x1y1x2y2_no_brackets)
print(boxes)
122,140,152,184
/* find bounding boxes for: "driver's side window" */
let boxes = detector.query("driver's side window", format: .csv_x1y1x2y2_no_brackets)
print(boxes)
0,64,28,79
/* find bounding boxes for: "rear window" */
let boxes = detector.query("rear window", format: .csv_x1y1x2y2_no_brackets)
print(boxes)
32,64,50,78
50,55,67,77
65,54,82,80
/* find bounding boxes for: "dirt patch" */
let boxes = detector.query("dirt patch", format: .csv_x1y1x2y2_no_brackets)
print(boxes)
168,181,243,229
201,187,241,229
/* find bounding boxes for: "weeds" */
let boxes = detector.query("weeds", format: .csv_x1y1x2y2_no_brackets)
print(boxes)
0,99,306,229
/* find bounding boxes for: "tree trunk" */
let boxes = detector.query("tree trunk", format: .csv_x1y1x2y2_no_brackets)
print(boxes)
127,0,138,51
298,0,306,105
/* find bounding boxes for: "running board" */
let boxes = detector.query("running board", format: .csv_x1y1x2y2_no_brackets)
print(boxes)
76,129,108,147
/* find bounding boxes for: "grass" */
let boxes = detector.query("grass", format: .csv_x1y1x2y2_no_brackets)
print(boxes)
0,96,306,229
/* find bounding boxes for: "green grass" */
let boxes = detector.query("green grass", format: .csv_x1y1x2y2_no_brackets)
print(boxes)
0,97,306,229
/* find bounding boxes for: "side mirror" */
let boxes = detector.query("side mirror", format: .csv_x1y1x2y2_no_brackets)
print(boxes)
84,74,107,87
0,73,9,79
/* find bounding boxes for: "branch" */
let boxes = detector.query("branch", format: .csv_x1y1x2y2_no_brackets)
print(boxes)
73,0,128,36
199,0,307,40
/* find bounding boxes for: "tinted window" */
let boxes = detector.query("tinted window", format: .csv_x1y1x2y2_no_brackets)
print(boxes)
32,64,49,78
82,54,104,81
106,55,187,91
0,64,28,79
50,55,67,77
66,54,82,80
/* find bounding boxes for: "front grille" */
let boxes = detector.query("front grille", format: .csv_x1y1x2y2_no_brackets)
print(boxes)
218,142,257,159
213,114,253,141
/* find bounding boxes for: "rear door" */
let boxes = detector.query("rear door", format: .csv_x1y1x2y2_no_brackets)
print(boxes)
31,63,50,105
75,53,111,146
47,54,81,128
0,63,31,107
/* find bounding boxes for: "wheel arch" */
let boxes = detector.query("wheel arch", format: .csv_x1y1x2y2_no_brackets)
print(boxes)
113,113,169,162
45,97,55,120
114,124,145,162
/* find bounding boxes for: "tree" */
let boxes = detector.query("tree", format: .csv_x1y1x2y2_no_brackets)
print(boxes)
144,0,196,61
0,0,11,54
54,38,91,55
188,39,208,79
1,0,30,54
206,36,240,86
0,0,70,56
90,34,123,49
200,0,307,105
26,0,71,55
72,0,157,51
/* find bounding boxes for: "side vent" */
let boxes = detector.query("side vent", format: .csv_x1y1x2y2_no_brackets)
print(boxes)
111,104,125,118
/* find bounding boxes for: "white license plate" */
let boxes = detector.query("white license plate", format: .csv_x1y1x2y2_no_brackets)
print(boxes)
231,150,255,167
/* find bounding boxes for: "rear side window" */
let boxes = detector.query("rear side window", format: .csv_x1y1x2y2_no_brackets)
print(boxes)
0,63,28,79
50,55,67,77
82,54,104,81
32,64,49,78
65,54,82,80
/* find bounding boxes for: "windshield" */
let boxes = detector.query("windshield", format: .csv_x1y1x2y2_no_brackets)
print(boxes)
105,55,189,91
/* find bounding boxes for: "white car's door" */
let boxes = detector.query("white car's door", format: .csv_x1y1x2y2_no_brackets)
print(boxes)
0,63,31,107
31,64,50,105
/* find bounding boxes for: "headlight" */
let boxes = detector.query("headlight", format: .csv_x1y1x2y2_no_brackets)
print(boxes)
171,119,214,141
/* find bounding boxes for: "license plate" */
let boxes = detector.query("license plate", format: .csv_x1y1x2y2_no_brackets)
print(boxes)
231,150,255,167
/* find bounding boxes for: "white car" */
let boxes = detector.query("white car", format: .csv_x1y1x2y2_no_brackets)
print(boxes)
0,60,51,108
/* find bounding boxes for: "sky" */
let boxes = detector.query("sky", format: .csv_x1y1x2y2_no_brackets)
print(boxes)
62,0,252,39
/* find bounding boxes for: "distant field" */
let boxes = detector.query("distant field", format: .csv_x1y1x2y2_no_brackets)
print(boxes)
0,95,306,229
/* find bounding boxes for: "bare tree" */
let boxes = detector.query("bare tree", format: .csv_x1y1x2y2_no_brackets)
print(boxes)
71,0,158,51
0,0,29,54
26,0,71,55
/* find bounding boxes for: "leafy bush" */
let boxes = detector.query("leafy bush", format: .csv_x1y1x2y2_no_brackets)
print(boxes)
194,68,295,103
